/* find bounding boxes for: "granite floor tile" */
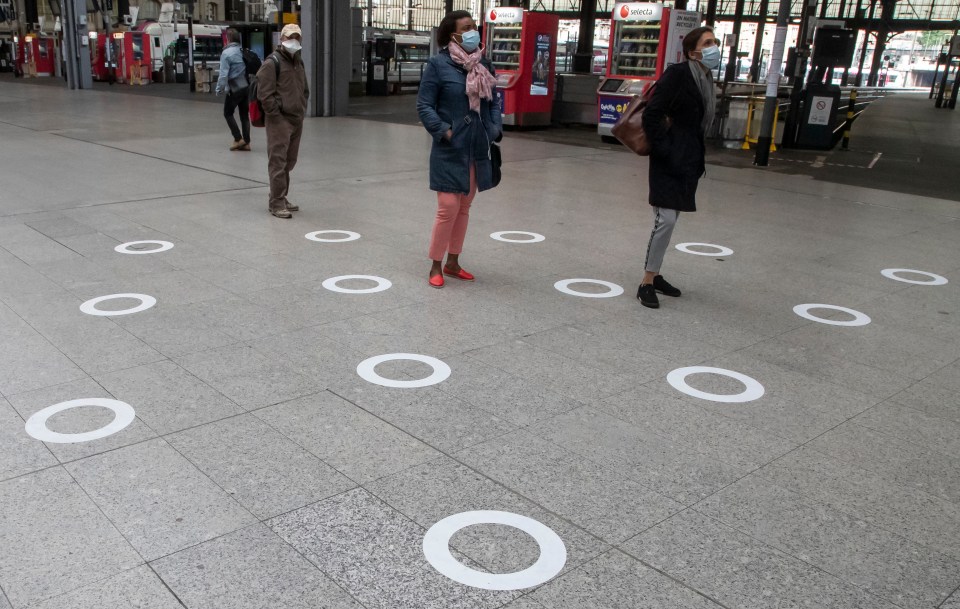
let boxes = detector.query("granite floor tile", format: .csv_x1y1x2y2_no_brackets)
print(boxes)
925,358,960,394
6,377,157,463
340,383,516,453
27,565,183,609
175,344,322,410
697,474,960,608
64,269,232,308
596,388,797,469
366,456,610,575
30,315,166,377
185,296,308,341
456,430,683,543
166,414,356,519
853,400,960,456
466,340,638,404
943,589,960,609
888,379,960,425
624,507,899,609
0,331,87,397
0,467,142,608
530,549,724,609
531,407,749,505
152,524,363,609
269,488,518,609
95,360,243,435
756,446,960,560
65,438,256,561
436,355,583,427
0,397,57,481
806,421,960,504
254,390,441,484
110,303,240,358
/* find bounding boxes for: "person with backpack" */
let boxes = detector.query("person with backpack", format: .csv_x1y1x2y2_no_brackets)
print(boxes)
256,23,309,219
636,26,719,309
215,28,251,151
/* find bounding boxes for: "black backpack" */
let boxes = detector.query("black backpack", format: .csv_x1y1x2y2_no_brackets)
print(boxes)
241,48,262,78
248,54,280,127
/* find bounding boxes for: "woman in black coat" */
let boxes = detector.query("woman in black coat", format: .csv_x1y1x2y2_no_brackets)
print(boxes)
637,26,719,309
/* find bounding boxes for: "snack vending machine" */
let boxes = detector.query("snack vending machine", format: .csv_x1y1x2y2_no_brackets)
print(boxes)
485,8,560,127
597,3,701,137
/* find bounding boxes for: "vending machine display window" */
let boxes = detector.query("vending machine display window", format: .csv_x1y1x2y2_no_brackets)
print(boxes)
611,21,660,76
490,25,521,70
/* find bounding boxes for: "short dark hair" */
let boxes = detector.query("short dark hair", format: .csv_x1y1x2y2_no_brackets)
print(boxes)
682,26,713,60
437,10,472,47
226,28,241,44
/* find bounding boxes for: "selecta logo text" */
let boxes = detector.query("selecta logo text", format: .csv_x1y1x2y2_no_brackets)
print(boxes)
614,3,663,21
619,5,630,18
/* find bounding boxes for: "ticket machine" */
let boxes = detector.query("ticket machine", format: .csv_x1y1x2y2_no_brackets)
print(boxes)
485,8,560,127
597,2,701,137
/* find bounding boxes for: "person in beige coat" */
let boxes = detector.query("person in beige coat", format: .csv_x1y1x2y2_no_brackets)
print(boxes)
257,23,309,219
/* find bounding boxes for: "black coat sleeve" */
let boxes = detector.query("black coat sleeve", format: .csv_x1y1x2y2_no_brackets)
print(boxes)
642,64,684,154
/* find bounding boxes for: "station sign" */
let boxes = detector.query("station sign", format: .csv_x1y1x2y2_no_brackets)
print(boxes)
486,7,523,23
613,2,663,22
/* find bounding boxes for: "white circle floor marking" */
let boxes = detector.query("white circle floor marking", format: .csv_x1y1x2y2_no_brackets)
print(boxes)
25,398,136,443
114,240,174,254
79,294,156,317
356,353,451,388
880,268,948,286
667,366,765,403
490,231,546,243
423,510,567,591
793,303,872,327
305,230,361,243
322,275,392,294
554,278,624,298
675,242,734,257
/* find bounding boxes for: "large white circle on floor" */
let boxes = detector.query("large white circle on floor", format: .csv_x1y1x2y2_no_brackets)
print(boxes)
667,366,765,403
114,240,174,254
675,242,734,257
423,510,567,591
554,278,624,298
305,230,361,242
793,303,872,326
490,231,546,243
25,398,136,444
356,353,451,388
79,294,156,316
880,268,948,286
322,275,392,294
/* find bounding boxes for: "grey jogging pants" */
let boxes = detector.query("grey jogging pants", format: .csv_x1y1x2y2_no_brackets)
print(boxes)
643,207,679,274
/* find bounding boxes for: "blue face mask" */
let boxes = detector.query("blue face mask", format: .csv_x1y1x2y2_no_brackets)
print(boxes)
458,30,481,53
699,45,720,70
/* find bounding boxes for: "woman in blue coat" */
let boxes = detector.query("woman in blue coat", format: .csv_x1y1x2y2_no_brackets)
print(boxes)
637,26,719,309
417,10,503,288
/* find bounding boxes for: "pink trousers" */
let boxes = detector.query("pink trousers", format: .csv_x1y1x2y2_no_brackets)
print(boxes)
428,164,477,261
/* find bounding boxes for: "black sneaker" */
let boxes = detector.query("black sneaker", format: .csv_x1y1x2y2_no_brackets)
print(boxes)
653,275,681,297
637,284,659,308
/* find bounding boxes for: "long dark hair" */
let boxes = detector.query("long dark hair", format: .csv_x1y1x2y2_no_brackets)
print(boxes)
682,26,714,61
437,10,472,47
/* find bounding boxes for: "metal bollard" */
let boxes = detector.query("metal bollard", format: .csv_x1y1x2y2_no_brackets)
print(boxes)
841,89,857,150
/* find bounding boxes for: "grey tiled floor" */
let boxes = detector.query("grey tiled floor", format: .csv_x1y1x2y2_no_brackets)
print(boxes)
2,81,960,609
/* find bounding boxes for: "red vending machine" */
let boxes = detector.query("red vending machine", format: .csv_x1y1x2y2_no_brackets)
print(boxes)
485,8,560,127
23,34,55,76
596,3,700,138
122,31,151,84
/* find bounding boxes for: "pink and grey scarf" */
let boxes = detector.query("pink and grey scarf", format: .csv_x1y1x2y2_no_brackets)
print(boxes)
448,43,498,113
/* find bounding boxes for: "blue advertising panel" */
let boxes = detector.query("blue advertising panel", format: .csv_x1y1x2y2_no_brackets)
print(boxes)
598,95,631,125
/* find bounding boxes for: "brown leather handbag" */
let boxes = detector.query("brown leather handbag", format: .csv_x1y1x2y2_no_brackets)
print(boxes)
611,83,658,156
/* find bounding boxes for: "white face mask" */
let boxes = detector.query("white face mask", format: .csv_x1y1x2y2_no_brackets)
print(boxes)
282,39,301,53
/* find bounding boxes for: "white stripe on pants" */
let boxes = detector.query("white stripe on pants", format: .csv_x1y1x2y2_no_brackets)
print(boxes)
644,207,679,274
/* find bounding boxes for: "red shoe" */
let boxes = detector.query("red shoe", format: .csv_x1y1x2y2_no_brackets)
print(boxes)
429,274,445,289
443,266,475,281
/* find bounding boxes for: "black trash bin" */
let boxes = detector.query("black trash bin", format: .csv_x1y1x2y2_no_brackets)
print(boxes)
367,59,389,96
796,84,841,150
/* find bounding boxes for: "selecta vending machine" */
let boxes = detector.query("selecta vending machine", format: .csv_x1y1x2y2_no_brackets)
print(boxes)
485,7,560,127
597,2,701,138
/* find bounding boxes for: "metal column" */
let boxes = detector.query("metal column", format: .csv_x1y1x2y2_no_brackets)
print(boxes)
572,0,597,73
61,0,92,89
748,0,770,82
301,0,351,117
